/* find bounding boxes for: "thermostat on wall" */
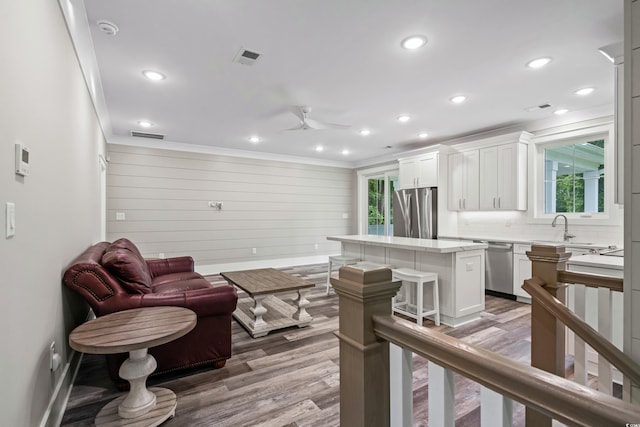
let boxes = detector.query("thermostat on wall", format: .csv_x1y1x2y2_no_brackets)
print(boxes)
15,143,29,176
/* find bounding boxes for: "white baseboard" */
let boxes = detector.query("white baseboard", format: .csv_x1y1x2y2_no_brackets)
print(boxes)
195,254,335,276
38,350,83,427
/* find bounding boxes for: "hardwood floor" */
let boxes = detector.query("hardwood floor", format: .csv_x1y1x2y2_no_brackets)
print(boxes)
61,263,535,426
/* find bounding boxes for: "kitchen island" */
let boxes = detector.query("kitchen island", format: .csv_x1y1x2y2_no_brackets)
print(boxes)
326,235,488,326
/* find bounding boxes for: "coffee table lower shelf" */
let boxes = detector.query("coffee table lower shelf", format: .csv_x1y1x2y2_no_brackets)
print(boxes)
234,294,312,338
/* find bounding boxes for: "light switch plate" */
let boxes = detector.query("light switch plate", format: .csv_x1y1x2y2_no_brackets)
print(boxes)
115,212,125,221
6,202,15,238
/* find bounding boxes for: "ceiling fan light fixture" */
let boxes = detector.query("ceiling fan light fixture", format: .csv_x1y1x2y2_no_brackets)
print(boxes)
527,57,551,69
401,35,427,50
315,145,324,152
342,149,350,155
142,70,166,81
574,87,595,96
397,115,411,123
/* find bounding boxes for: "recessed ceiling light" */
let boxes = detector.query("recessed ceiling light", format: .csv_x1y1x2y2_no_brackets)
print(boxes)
137,120,153,128
142,70,166,81
574,87,595,96
401,35,428,50
315,145,324,152
418,132,429,139
248,135,260,143
450,95,467,104
527,57,551,69
397,115,411,123
554,109,569,115
360,129,371,136
342,149,350,155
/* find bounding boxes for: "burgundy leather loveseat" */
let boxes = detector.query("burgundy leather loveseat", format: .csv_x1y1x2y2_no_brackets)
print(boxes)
63,238,238,385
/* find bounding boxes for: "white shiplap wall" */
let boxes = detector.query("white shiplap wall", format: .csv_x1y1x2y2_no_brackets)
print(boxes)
106,144,356,269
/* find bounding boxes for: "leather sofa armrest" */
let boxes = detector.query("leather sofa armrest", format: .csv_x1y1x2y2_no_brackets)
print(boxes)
146,256,195,278
105,285,238,317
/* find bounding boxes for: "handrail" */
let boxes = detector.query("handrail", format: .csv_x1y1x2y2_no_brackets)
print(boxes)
372,314,640,427
523,277,640,385
557,270,623,292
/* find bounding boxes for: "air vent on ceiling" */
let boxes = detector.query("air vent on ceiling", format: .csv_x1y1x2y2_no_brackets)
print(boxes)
130,130,165,140
525,103,552,112
233,47,262,66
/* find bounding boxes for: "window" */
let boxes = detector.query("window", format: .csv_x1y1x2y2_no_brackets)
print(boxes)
531,122,615,223
543,138,605,214
367,177,397,235
357,166,398,236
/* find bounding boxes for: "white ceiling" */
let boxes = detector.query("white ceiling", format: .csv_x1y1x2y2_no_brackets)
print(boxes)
64,0,623,167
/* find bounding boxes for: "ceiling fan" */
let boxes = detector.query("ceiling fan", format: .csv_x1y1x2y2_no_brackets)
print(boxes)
286,106,350,131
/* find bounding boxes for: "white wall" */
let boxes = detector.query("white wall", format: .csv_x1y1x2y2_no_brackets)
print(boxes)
106,144,356,272
0,1,105,425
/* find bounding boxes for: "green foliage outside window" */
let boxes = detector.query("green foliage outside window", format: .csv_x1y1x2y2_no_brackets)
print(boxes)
368,179,384,225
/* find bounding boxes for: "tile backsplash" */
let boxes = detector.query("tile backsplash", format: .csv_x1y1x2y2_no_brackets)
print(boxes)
452,209,624,246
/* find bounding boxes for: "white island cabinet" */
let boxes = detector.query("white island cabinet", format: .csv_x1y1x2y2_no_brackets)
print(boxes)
326,235,487,327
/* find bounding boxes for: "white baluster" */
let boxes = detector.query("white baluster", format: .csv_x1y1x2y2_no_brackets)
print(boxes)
390,343,413,427
480,386,512,427
428,362,454,427
573,284,587,385
597,287,613,395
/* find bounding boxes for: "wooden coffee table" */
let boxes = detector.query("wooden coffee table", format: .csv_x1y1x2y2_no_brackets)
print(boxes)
69,306,196,426
221,268,314,338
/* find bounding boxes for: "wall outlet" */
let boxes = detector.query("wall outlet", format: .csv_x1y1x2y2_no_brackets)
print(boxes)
115,212,125,221
49,341,61,372
252,248,257,255
159,253,165,259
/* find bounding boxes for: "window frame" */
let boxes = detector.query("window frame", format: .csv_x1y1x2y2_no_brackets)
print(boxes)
528,121,619,225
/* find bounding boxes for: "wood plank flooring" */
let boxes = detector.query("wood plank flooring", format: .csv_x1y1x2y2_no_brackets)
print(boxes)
60,263,550,426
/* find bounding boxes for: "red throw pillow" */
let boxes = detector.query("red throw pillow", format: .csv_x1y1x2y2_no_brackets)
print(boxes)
101,248,152,294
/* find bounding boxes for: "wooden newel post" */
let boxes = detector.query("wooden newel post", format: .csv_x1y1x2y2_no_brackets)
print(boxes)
331,265,401,427
525,244,571,427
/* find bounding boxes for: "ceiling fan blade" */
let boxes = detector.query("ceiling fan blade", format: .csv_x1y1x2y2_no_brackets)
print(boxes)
306,118,350,130
289,106,305,122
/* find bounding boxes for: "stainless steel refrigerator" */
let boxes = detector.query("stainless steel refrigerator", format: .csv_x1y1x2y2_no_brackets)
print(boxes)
392,187,437,239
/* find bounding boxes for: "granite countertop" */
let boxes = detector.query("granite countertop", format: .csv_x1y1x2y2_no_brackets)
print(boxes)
567,254,623,270
326,235,488,254
438,235,614,250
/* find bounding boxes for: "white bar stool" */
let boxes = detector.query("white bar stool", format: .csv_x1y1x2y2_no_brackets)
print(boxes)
326,255,360,295
391,268,439,326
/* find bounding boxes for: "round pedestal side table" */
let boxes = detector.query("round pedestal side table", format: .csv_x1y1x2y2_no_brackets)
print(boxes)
69,306,197,427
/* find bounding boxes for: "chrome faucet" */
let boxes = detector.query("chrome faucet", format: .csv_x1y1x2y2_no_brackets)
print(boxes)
551,214,575,242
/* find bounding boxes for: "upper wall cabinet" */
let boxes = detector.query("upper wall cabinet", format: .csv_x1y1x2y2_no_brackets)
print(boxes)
448,150,479,211
448,131,530,211
479,142,528,210
398,152,439,189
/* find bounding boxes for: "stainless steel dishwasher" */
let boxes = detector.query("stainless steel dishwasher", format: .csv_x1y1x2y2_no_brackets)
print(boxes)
475,240,514,297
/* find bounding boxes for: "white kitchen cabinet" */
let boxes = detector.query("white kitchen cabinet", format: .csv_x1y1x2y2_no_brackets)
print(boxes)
448,150,479,210
398,153,439,189
479,142,527,210
513,244,532,301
